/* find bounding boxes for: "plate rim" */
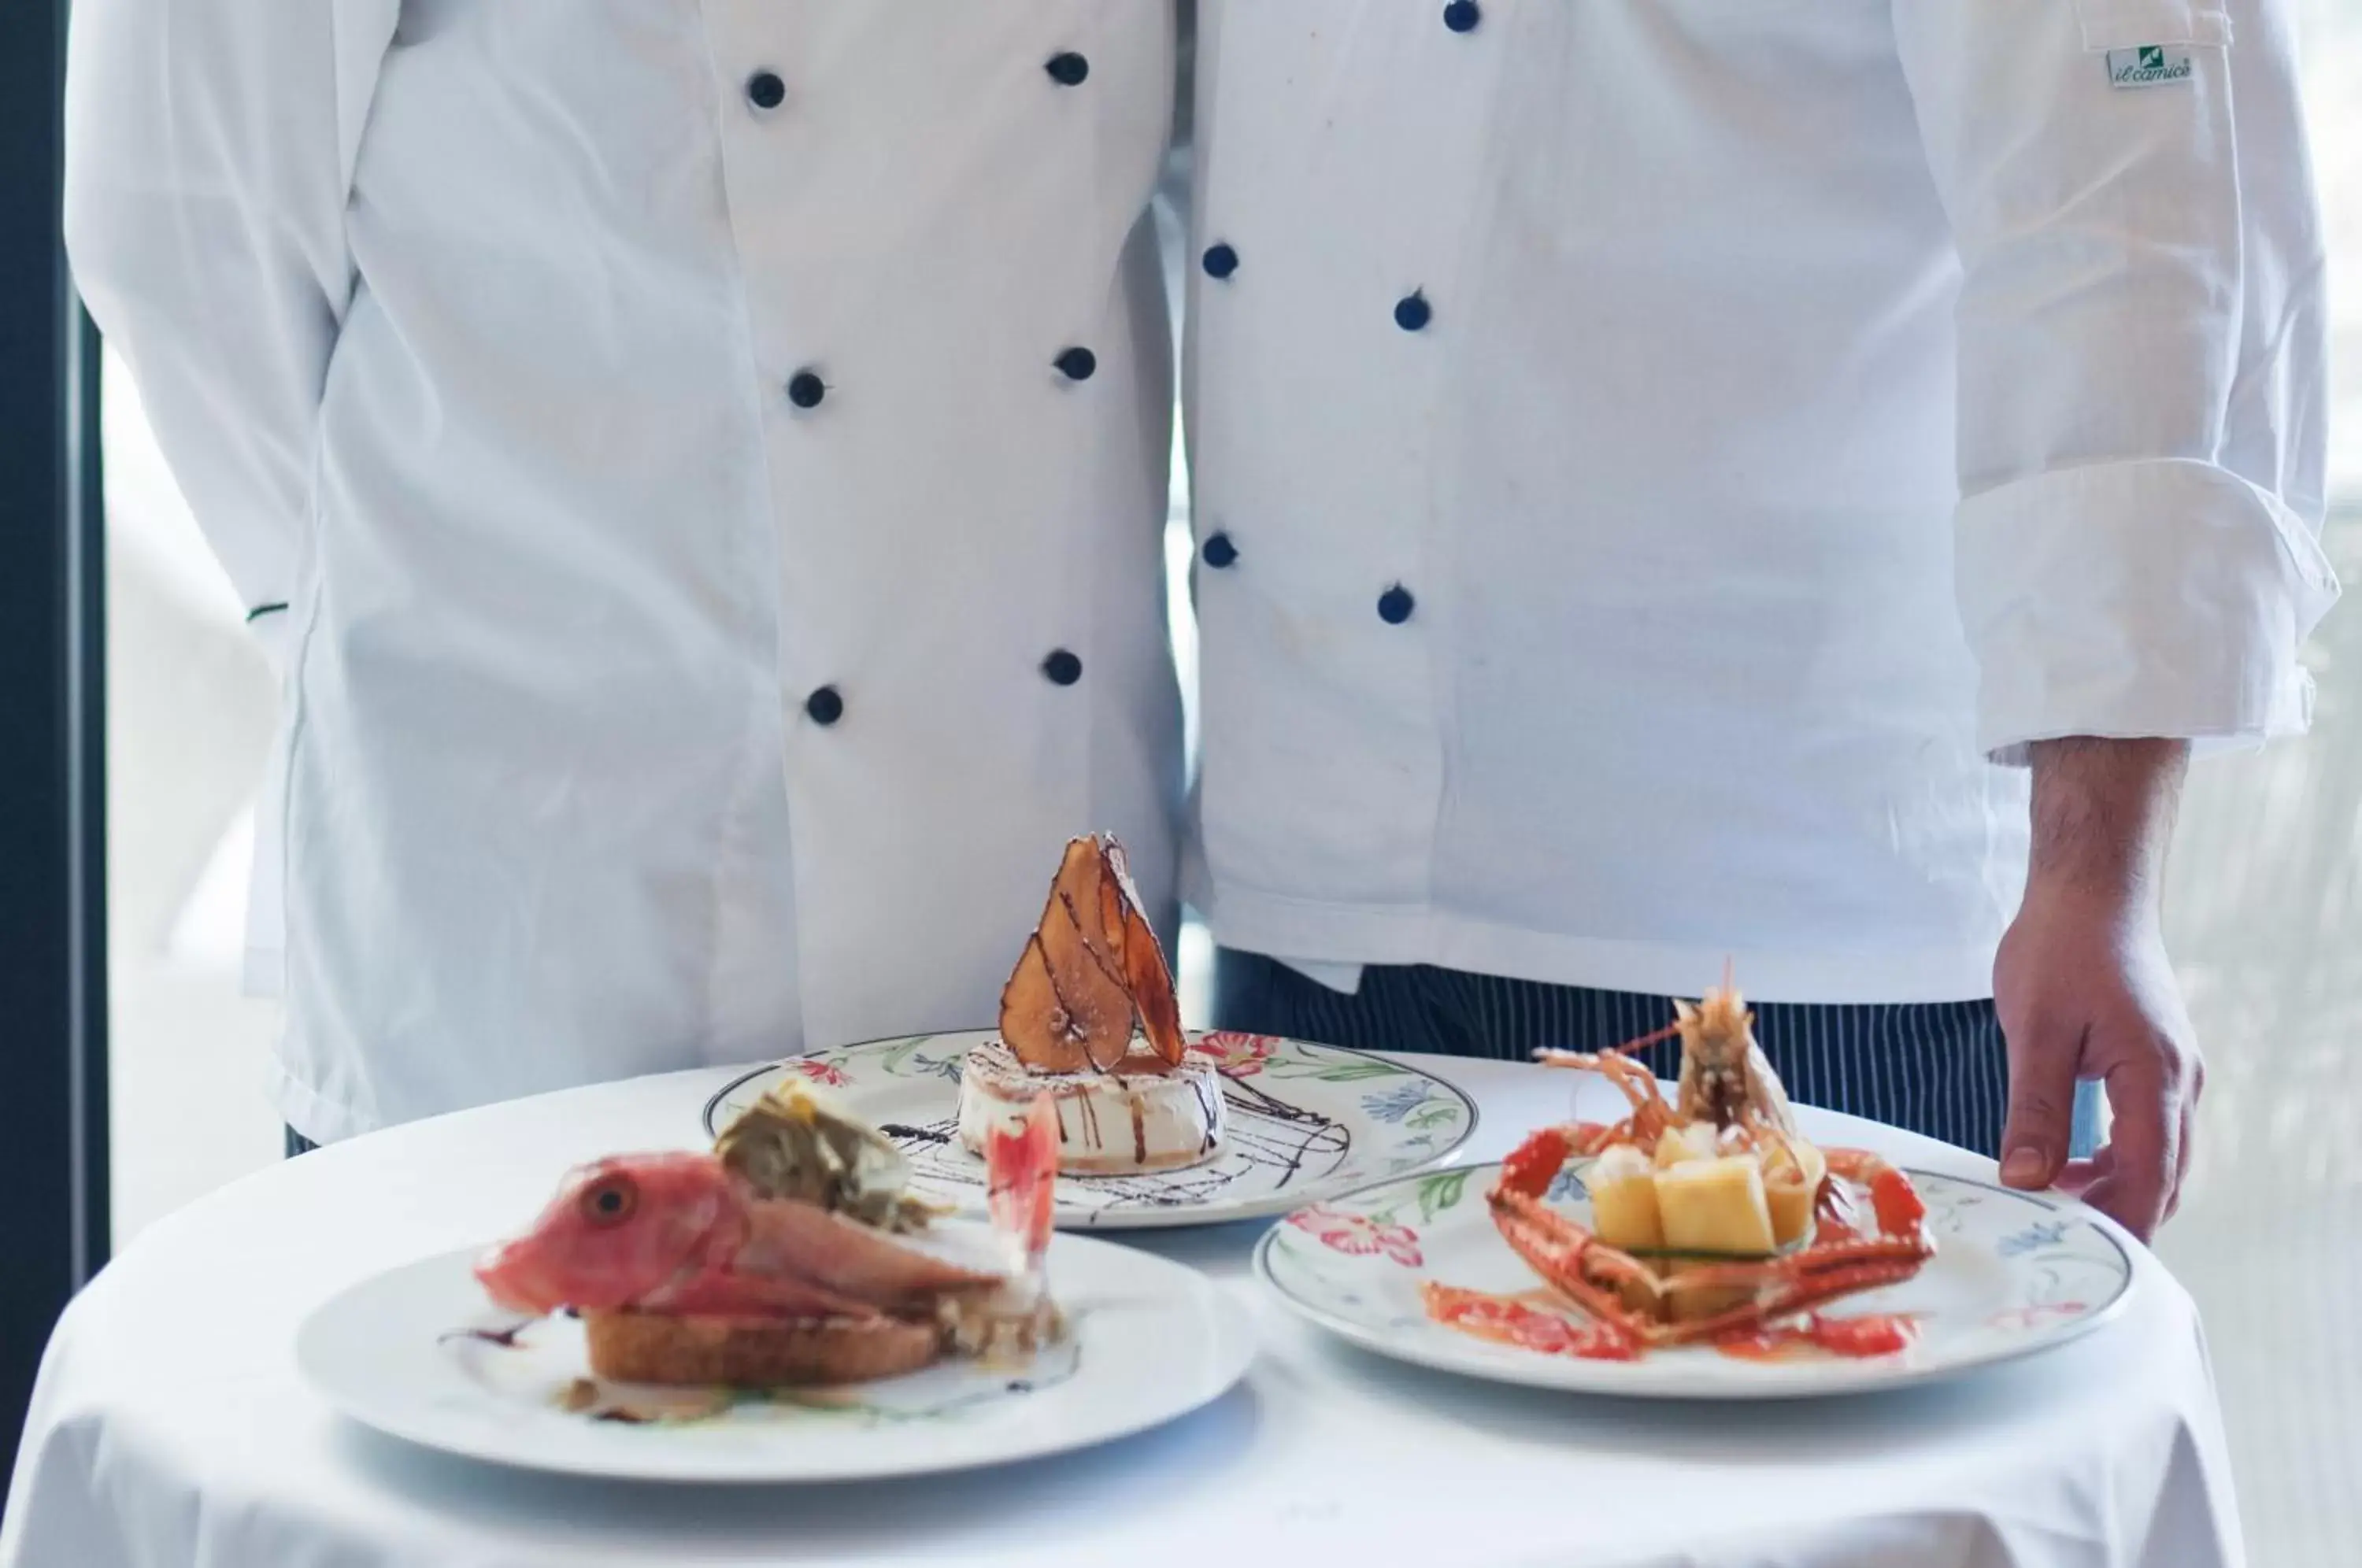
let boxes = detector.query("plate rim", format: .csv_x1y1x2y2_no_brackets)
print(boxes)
700,1030,1483,1231
298,1237,1258,1484
1253,1162,2138,1400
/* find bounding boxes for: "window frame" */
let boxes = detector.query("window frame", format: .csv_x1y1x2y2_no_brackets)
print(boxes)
0,0,112,1477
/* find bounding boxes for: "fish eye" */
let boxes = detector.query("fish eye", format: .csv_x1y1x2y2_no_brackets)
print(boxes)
579,1174,637,1227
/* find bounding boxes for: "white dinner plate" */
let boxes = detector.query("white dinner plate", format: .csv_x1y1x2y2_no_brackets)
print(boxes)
704,1031,1478,1230
299,1232,1255,1482
1257,1160,2136,1398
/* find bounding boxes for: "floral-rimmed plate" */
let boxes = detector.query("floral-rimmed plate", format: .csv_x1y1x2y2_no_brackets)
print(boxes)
704,1031,1477,1230
297,1230,1255,1482
1256,1160,2135,1398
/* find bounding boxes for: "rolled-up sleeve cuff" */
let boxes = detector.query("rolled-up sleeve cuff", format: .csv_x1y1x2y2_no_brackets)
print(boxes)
1957,457,2340,766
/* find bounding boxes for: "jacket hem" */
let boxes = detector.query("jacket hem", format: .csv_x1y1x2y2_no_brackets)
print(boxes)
1189,874,2000,1006
267,1052,376,1146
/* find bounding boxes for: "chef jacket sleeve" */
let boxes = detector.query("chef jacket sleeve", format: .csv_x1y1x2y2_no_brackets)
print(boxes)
1893,0,2338,764
63,0,394,664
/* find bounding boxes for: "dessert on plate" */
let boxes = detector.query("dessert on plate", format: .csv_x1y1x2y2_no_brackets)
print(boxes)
474,1081,1060,1387
957,833,1228,1175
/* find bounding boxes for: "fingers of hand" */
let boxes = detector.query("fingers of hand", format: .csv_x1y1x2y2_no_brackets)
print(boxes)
2164,1052,2205,1222
2082,1045,2188,1242
1999,1020,2084,1189
2053,1147,2115,1196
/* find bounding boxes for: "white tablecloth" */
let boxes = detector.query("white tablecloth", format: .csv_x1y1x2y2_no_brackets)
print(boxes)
3,1056,2242,1568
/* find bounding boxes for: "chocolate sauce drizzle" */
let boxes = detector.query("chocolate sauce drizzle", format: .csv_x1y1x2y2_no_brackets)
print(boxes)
439,1322,531,1350
876,1071,1356,1213
879,1123,950,1145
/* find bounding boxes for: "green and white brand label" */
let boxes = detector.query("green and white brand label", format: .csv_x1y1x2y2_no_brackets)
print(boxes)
2105,45,2194,87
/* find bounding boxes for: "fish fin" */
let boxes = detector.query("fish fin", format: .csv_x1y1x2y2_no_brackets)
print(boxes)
986,1092,1059,1268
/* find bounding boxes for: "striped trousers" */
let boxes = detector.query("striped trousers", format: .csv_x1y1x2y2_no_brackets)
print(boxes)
1213,949,2016,1156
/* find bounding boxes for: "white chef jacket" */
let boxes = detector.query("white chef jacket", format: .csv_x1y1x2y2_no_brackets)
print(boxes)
1184,0,2337,1004
66,0,1185,1141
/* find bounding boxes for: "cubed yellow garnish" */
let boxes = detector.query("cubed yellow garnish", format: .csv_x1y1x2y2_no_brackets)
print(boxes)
1654,1155,1777,1256
1759,1136,1825,1248
1652,1122,1720,1169
1587,1145,1664,1252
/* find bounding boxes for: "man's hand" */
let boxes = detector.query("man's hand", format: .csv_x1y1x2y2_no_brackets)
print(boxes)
1994,738,2201,1241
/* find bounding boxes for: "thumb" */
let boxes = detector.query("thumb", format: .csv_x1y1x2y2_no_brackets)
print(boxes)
1999,1016,2083,1190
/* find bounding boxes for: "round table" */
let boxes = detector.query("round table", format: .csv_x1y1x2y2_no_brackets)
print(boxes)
2,1055,2242,1568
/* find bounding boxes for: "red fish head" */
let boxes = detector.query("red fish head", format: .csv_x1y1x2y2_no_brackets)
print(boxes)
472,1152,739,1316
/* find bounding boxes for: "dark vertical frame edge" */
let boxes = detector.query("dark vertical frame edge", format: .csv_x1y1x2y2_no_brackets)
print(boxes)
0,0,110,1490
67,298,109,1285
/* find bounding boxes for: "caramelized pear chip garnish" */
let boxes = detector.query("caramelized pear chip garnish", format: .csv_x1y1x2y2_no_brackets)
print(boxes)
1052,836,1124,974
998,933,1092,1074
998,833,1187,1074
1104,839,1186,1067
997,935,1087,1072
1039,889,1136,1073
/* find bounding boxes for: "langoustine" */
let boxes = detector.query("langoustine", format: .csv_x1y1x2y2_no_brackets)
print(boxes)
1431,974,1932,1361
